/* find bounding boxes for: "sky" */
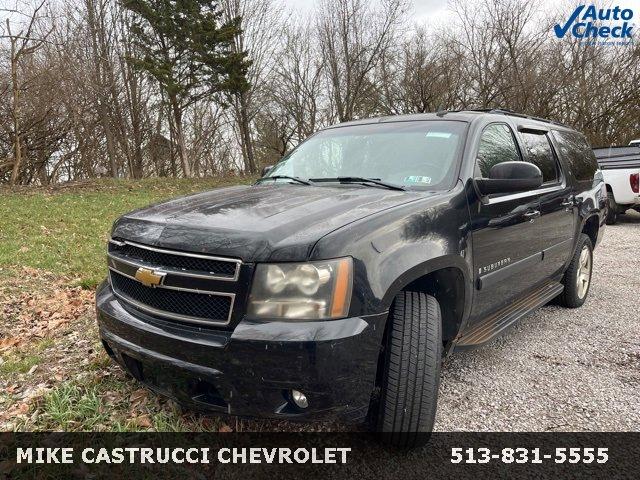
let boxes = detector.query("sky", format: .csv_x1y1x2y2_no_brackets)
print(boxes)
284,0,451,24
283,0,640,27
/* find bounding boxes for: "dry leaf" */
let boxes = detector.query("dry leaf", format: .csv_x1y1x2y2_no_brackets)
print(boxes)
218,424,233,433
0,337,21,351
133,415,153,428
129,388,149,408
103,391,122,405
7,403,30,416
47,319,68,329
5,384,19,394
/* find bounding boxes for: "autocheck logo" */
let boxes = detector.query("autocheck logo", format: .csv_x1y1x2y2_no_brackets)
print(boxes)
554,5,634,39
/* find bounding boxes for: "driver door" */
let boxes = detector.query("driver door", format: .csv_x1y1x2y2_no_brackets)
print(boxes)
468,123,545,323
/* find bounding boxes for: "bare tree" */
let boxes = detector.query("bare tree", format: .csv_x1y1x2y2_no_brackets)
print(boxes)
377,28,464,114
1,0,639,186
221,0,283,174
2,0,53,185
317,0,408,122
85,0,120,177
115,6,151,178
271,18,325,142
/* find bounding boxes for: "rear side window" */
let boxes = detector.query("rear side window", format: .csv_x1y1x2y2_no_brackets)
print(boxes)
552,130,598,182
476,124,522,178
521,133,558,183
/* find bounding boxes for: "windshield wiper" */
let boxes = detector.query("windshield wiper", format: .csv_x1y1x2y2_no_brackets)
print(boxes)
308,177,406,191
256,175,312,186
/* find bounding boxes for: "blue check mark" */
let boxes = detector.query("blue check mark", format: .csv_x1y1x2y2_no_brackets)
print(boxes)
554,5,585,38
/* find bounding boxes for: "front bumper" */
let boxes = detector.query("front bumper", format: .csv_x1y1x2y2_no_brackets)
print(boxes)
96,281,387,423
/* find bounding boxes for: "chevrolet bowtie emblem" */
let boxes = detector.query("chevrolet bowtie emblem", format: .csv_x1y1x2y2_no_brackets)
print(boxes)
134,267,166,287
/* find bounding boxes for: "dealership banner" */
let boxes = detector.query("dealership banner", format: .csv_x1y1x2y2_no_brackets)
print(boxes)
1,432,639,479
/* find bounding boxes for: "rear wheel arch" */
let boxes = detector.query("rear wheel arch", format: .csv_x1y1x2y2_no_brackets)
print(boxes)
582,214,600,246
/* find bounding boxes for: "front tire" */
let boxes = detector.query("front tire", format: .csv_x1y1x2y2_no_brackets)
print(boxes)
557,234,593,308
376,291,442,448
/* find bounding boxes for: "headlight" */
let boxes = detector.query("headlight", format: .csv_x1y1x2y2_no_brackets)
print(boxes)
247,257,353,320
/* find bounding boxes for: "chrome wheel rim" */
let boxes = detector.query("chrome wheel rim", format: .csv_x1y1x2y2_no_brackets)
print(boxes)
576,246,591,299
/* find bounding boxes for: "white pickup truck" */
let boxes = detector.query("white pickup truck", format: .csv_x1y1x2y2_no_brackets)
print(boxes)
593,145,640,224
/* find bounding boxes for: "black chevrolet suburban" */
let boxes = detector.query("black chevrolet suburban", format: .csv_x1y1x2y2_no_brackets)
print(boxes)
96,109,606,446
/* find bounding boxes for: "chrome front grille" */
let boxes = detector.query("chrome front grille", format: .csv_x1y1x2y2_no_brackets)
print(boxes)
109,271,233,323
108,239,240,281
107,239,241,326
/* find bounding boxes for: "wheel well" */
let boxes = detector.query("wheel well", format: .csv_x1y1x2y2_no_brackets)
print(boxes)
582,215,599,247
402,267,465,343
370,267,466,415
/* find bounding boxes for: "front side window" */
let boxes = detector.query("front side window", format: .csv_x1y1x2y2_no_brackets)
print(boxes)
266,121,467,189
476,123,522,178
521,132,559,183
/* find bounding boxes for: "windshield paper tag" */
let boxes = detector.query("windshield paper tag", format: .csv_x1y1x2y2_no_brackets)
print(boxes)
426,132,452,138
404,176,432,184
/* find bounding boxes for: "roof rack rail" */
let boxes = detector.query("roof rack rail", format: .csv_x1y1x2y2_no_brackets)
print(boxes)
436,108,570,128
486,108,569,128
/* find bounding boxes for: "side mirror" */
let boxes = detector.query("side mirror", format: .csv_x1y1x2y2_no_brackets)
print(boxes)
261,165,273,177
474,161,542,196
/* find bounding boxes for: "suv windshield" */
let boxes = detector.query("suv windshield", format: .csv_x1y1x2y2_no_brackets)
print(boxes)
265,120,467,190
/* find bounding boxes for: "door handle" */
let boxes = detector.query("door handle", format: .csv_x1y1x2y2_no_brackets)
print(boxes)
524,210,541,221
562,197,575,212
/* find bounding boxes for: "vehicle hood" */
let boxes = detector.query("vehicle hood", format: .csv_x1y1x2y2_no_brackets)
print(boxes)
111,184,425,261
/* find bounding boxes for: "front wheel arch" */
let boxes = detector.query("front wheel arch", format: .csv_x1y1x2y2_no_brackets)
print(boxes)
380,259,471,345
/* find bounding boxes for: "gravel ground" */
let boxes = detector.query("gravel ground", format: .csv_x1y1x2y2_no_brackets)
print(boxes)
434,210,640,432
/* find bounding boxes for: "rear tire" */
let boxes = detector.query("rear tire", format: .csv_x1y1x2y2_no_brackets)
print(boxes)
606,192,618,225
557,234,593,308
375,291,442,448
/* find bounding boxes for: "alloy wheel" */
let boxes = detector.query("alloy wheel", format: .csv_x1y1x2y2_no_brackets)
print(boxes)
576,246,592,299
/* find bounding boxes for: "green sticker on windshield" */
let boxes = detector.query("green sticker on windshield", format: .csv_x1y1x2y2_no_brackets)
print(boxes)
404,176,432,184
426,132,452,138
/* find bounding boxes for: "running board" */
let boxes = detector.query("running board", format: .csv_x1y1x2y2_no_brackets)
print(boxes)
454,281,564,349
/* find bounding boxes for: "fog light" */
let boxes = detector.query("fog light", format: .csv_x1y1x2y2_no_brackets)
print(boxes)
291,389,308,409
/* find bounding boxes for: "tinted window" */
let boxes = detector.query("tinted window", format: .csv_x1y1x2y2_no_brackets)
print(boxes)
476,124,521,178
552,130,598,182
521,133,558,183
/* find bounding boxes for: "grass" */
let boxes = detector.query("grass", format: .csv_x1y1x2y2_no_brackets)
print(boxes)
33,376,214,432
41,382,108,430
35,337,55,352
0,176,254,288
0,354,42,375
